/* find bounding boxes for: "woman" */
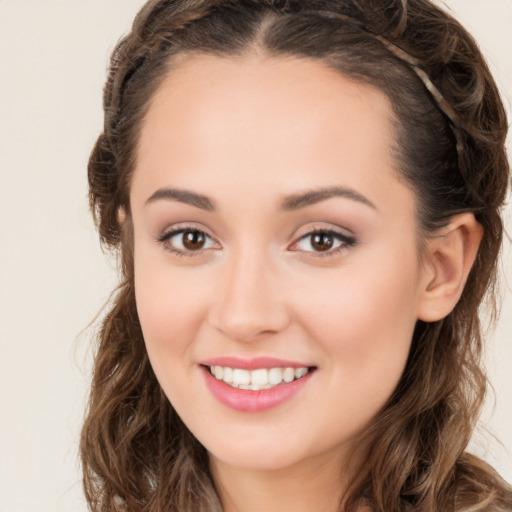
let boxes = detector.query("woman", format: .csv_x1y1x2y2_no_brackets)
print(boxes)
81,0,512,510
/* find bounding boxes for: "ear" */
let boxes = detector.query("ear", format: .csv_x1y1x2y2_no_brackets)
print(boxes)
417,213,483,322
117,206,127,226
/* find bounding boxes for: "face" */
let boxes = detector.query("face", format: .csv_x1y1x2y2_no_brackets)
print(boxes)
130,54,430,474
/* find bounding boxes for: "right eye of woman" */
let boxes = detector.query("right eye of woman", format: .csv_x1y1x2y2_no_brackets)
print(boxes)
157,227,219,256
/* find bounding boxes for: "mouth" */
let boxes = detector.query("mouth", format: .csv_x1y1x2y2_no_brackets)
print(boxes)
199,356,317,412
200,359,317,412
203,364,315,391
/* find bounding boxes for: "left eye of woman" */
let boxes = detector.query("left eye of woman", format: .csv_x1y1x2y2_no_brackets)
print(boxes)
290,229,356,256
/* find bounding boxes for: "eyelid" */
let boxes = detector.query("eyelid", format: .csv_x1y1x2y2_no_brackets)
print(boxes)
157,221,213,239
288,225,357,257
291,222,355,239
156,222,221,256
155,222,356,258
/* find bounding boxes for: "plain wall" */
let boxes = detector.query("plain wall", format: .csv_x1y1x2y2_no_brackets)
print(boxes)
0,1,510,511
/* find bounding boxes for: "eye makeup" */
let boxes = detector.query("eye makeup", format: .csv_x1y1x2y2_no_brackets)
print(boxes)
289,228,357,259
156,225,220,257
156,223,357,259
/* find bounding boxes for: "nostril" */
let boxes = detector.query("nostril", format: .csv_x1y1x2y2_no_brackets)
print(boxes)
208,308,290,343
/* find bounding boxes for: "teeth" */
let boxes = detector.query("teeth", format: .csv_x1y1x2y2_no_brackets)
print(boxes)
209,365,311,390
223,366,233,383
251,368,269,386
283,367,295,383
239,384,273,390
268,368,283,385
232,369,251,386
295,367,308,379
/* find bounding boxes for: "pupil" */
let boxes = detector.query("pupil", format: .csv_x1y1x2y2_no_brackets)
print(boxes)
183,231,205,250
312,233,333,251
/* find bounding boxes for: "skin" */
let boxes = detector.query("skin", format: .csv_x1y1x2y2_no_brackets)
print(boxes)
129,54,481,512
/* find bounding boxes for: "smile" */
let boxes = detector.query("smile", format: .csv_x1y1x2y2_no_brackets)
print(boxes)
201,360,316,413
207,365,311,390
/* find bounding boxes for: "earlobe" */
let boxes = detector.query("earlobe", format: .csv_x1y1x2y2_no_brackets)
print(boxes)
117,206,127,226
417,213,483,322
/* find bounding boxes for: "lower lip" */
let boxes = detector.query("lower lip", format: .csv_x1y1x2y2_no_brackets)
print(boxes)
202,367,314,413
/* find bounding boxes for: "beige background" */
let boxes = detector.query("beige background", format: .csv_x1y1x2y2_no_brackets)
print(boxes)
0,1,510,511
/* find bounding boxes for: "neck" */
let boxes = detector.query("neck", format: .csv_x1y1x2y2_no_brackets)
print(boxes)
209,450,360,512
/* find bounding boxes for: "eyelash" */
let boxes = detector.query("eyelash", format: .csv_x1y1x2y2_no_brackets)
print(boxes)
290,228,357,258
157,226,218,258
156,226,357,258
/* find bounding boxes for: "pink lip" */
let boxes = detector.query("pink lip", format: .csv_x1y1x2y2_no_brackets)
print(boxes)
201,356,313,370
201,365,315,413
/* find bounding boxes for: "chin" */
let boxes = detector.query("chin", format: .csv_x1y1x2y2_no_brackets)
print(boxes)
199,422,352,475
208,445,311,472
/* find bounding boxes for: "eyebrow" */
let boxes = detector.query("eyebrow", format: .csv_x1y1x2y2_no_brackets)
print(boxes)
281,186,376,211
145,188,215,211
145,185,376,212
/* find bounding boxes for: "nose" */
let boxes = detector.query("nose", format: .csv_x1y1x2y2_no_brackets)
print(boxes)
208,248,291,342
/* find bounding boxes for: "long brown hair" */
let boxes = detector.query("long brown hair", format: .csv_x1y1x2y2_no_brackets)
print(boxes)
82,1,512,510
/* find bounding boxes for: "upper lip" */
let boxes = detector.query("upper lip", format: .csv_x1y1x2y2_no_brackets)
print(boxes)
200,356,315,370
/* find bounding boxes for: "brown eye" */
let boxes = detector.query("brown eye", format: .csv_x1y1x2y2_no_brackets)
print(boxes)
182,230,206,250
289,229,356,257
311,232,334,251
158,227,218,255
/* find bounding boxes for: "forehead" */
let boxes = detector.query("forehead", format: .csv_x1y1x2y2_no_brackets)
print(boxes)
138,53,395,155
132,54,408,215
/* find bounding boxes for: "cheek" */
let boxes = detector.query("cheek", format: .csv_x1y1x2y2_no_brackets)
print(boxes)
133,247,210,374
309,273,417,351
134,262,214,418
294,252,420,403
